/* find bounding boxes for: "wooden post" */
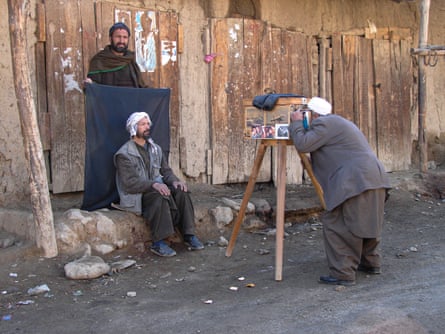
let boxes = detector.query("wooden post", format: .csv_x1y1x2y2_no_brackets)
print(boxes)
274,141,287,281
417,0,430,173
8,0,58,257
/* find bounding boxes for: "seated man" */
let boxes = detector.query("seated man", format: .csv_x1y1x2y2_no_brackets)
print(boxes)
114,112,204,257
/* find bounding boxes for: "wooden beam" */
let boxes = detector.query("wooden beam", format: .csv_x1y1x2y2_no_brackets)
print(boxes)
417,0,430,173
7,0,58,257
411,48,445,56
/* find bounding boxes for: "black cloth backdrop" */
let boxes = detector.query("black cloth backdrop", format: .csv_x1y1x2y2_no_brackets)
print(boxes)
81,83,171,211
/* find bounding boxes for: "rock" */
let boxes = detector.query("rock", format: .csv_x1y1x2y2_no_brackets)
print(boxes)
27,284,50,296
255,248,270,255
0,232,16,249
209,206,233,229
110,259,136,272
64,256,111,280
55,208,149,255
92,243,116,255
96,215,118,243
242,216,269,231
217,236,229,247
249,198,272,218
221,198,255,213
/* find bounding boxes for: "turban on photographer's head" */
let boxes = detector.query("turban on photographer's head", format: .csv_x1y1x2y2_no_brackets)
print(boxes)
126,112,151,137
308,97,332,115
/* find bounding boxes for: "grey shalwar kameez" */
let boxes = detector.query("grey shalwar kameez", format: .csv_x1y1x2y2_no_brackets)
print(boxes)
114,139,195,242
289,114,391,281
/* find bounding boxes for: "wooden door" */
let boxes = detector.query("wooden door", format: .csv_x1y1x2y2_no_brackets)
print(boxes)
331,31,412,171
209,19,315,184
41,0,180,193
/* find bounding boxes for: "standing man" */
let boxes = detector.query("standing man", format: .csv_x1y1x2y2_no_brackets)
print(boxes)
289,97,391,286
85,22,147,87
114,112,204,257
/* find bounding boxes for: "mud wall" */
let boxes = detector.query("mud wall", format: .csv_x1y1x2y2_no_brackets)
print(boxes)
0,0,444,208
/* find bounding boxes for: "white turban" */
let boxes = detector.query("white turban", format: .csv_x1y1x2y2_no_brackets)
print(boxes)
126,112,151,137
308,97,332,115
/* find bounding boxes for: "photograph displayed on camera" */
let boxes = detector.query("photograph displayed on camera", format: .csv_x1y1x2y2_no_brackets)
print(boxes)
244,97,308,140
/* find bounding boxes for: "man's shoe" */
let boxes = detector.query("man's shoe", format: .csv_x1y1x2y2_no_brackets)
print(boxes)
318,275,356,286
184,235,204,251
150,241,177,257
357,264,381,275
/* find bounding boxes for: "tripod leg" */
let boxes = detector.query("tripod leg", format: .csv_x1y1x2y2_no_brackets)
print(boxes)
298,152,326,209
225,141,268,257
275,141,287,281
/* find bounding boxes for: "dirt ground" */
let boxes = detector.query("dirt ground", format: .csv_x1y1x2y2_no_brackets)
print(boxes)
1,169,445,334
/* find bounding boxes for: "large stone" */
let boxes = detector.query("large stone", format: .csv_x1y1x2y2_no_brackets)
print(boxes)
64,256,111,280
242,215,269,231
209,206,233,229
221,197,255,213
249,198,272,218
55,209,150,255
0,230,17,248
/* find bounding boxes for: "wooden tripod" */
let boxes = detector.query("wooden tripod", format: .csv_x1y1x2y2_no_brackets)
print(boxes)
225,139,326,281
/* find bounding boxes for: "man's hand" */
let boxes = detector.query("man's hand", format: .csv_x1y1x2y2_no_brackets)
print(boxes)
172,181,188,192
290,110,304,122
152,182,171,196
83,78,93,88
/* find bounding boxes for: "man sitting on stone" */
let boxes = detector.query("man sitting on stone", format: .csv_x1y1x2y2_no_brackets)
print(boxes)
114,112,204,256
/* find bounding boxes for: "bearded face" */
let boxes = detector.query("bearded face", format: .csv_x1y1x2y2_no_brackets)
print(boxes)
135,118,151,140
109,28,129,54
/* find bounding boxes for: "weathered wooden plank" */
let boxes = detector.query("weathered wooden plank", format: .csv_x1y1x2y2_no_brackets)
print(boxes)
340,35,357,122
357,37,377,152
159,11,179,170
35,42,50,151
46,0,85,193
226,19,245,183
210,19,230,184
80,0,97,77
261,24,274,92
210,18,271,184
284,31,313,185
240,19,271,183
390,39,411,170
96,1,114,50
331,33,344,115
271,28,284,93
36,3,46,42
324,40,333,103
373,38,412,171
373,39,394,171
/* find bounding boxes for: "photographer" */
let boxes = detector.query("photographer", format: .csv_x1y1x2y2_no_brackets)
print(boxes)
289,97,391,286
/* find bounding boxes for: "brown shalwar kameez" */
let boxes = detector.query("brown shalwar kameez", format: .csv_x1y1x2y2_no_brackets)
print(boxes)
289,113,391,283
322,188,386,281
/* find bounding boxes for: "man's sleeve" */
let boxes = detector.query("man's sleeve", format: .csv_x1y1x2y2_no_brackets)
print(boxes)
159,155,179,186
115,154,153,194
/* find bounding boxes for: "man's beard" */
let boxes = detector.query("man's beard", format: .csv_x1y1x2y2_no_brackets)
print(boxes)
136,130,150,140
111,41,128,53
